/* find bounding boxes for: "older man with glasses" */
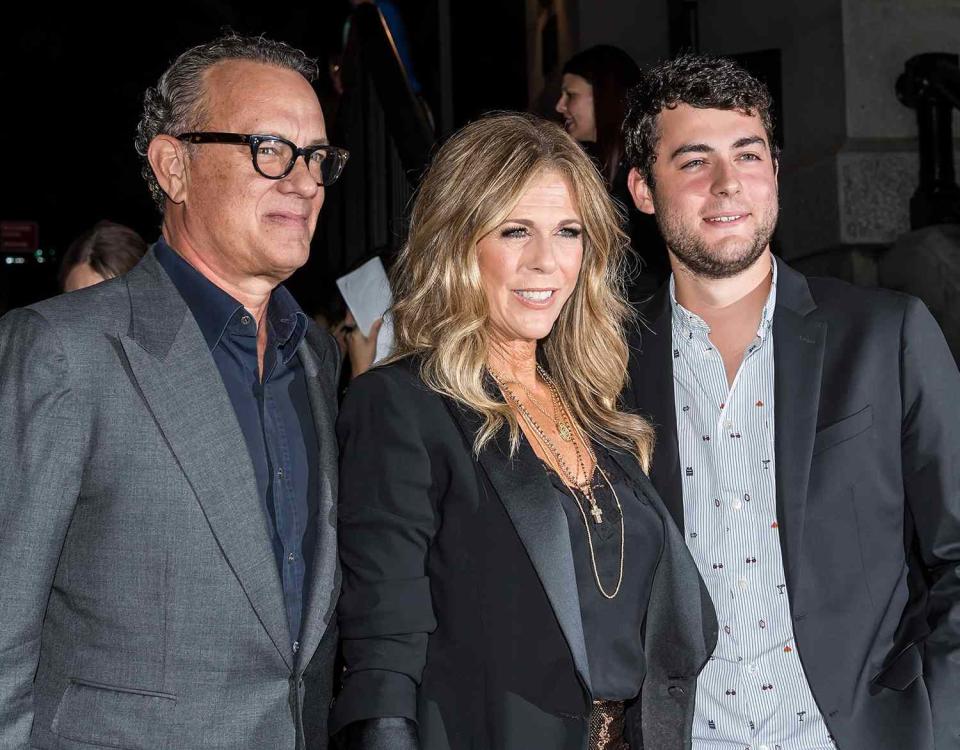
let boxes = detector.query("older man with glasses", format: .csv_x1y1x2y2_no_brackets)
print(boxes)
0,33,346,749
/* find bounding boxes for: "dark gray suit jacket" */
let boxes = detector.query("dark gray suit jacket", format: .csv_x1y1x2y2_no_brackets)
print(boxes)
333,359,717,750
624,258,960,749
0,250,340,749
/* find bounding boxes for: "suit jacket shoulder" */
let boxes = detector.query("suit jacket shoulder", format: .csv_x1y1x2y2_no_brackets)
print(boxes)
345,357,445,412
22,274,133,345
803,273,915,325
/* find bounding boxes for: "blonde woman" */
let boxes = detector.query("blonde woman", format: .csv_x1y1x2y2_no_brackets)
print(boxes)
331,113,716,750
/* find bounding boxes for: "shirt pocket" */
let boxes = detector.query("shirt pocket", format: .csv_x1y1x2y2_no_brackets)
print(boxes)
812,404,873,457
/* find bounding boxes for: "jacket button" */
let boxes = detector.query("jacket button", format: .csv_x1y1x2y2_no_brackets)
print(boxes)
668,685,685,697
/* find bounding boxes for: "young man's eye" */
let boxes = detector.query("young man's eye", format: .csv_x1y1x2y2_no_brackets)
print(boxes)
739,153,762,161
681,159,705,170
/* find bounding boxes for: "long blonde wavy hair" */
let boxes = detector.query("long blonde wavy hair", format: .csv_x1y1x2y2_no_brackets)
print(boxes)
389,112,654,469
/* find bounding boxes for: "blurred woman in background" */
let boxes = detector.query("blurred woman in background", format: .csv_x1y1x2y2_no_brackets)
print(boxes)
59,220,147,292
556,46,668,297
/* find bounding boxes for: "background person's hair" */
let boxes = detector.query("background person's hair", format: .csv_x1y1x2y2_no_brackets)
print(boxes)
562,45,641,184
623,53,779,187
135,32,319,211
389,112,655,468
58,220,148,289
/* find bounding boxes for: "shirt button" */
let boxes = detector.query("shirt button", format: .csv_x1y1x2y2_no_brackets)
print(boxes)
287,552,295,562
759,745,770,750
292,640,300,654
746,662,758,674
724,420,733,429
732,499,743,510
737,577,749,590
277,467,284,478
240,314,251,326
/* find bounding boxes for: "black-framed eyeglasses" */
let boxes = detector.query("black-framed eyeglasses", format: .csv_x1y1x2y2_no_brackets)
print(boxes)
177,132,350,186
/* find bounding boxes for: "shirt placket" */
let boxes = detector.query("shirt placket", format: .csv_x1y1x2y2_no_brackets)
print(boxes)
263,343,306,649
724,336,775,742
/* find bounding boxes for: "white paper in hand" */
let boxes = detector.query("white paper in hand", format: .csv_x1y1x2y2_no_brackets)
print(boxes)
336,256,394,363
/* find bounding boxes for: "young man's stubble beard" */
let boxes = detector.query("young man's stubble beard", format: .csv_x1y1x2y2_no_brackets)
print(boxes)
652,189,780,280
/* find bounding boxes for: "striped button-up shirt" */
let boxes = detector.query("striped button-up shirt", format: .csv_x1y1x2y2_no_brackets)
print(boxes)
670,262,834,749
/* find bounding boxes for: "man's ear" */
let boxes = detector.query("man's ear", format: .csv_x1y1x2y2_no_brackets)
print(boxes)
147,135,189,205
627,167,655,215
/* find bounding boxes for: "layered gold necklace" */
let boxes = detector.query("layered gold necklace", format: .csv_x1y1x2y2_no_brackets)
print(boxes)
489,364,625,599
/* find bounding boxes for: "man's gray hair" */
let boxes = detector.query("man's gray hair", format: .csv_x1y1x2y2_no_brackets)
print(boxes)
135,32,319,212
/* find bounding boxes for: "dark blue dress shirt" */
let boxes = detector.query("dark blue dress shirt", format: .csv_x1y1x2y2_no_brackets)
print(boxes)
155,238,319,648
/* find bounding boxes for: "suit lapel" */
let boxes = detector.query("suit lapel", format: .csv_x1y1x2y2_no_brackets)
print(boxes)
628,290,684,531
445,397,592,699
119,252,294,669
295,326,341,668
606,447,718,679
772,260,826,595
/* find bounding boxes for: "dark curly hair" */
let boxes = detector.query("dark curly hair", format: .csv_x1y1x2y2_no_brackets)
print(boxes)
135,32,319,212
623,53,778,187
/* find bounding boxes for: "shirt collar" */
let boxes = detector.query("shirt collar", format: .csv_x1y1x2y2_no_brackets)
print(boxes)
153,237,308,360
268,284,309,364
669,257,778,342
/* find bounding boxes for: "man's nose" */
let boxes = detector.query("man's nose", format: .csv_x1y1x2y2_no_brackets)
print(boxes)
711,160,742,197
281,155,321,198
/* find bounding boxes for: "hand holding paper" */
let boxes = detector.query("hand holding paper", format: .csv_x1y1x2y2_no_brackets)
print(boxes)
336,256,394,364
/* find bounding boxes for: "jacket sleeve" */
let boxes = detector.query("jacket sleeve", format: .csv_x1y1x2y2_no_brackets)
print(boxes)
330,367,440,738
333,717,420,750
899,297,960,748
0,308,87,746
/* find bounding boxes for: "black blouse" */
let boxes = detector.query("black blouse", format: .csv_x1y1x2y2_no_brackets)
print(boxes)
545,446,664,701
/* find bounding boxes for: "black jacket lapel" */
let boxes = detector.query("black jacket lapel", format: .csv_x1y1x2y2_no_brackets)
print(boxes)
445,398,593,703
772,260,826,595
626,289,684,531
606,447,718,680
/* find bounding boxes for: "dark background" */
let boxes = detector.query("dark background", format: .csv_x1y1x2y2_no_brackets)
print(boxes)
0,1,531,311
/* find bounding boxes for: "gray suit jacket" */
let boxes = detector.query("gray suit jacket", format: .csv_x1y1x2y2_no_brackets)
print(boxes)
0,250,341,749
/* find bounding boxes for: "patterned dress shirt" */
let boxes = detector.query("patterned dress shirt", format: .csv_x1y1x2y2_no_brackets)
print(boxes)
670,261,835,749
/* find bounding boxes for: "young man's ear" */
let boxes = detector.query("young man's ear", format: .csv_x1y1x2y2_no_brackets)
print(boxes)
147,135,189,205
627,167,655,215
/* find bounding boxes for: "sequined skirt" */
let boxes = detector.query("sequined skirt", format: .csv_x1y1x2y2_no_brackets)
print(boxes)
588,699,629,750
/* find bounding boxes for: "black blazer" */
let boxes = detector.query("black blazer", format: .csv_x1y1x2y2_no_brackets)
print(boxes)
624,258,960,750
331,358,717,750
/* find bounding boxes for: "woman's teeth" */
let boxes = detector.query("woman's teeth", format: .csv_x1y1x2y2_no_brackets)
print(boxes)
515,290,554,302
